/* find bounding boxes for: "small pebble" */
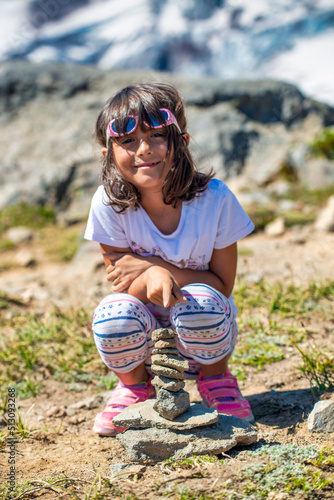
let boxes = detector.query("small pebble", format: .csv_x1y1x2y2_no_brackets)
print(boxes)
45,406,67,418
68,416,86,425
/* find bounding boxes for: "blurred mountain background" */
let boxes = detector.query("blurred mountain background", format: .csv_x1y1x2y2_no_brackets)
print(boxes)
1,0,334,105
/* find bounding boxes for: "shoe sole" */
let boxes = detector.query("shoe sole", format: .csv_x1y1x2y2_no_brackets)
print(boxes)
93,425,118,436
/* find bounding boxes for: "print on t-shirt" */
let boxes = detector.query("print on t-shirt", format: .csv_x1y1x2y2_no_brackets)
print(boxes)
131,241,208,270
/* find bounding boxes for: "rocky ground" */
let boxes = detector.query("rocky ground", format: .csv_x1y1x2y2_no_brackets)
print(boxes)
1,224,333,499
1,61,334,499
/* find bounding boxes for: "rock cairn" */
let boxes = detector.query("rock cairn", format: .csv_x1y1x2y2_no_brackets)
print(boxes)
113,326,257,463
151,328,190,420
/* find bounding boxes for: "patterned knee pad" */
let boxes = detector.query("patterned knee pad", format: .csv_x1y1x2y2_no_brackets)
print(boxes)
92,293,157,373
171,284,237,366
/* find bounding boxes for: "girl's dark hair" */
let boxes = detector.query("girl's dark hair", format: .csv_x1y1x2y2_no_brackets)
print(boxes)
95,82,214,212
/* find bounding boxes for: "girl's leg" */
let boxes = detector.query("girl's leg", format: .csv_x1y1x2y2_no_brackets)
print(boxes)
92,293,158,435
170,283,253,422
93,292,158,378
170,283,237,375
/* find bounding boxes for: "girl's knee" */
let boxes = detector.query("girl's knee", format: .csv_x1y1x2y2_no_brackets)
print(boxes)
171,283,233,334
92,293,155,373
93,293,151,332
181,283,230,309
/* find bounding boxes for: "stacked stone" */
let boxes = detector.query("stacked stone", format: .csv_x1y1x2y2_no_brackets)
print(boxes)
151,328,190,421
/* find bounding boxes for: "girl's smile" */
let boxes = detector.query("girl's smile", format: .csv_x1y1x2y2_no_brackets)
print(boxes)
135,161,161,169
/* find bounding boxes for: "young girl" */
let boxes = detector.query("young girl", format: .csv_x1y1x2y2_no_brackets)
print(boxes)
84,82,255,436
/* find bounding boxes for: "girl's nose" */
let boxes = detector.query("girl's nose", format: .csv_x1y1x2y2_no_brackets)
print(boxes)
137,138,152,155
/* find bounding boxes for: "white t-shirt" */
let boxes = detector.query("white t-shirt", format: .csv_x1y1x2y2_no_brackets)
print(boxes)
84,179,254,326
84,178,254,270
85,178,254,322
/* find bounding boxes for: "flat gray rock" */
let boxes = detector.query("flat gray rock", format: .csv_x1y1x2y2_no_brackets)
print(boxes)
151,364,185,380
112,400,218,430
308,400,334,433
154,389,190,420
152,375,185,392
152,328,176,342
151,354,189,372
116,414,257,463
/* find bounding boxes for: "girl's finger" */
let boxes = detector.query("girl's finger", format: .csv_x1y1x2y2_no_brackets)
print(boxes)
107,270,118,281
112,282,129,293
162,282,173,308
148,290,164,307
172,282,187,303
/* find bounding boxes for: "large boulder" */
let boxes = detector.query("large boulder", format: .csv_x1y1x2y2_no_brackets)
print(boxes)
1,61,333,212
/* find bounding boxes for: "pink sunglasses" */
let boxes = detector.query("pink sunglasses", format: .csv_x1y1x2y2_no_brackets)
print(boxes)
106,108,181,145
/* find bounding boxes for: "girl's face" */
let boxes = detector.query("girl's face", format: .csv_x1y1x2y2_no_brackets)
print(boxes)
110,125,173,194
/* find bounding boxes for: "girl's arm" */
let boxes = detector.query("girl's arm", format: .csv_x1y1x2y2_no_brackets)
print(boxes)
100,243,186,307
128,243,237,300
103,243,238,301
100,243,154,287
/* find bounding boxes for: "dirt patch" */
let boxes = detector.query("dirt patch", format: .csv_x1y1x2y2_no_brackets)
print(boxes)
1,229,334,499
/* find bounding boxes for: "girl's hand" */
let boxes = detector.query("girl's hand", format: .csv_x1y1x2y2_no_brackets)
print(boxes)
105,251,153,292
142,266,187,307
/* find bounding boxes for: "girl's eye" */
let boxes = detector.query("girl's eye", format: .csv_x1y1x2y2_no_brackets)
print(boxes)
151,131,165,138
119,136,135,145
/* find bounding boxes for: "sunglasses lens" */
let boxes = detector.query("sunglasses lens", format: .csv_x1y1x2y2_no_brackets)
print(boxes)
160,110,169,121
125,116,137,134
110,121,118,134
147,110,169,128
111,116,137,135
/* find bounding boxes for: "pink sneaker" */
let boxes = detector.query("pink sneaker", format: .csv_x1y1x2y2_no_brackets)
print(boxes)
93,379,155,436
197,369,254,422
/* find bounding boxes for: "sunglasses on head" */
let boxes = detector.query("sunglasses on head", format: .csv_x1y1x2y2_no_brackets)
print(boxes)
106,108,181,146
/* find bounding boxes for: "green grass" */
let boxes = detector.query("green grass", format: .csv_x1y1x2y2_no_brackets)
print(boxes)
0,203,56,235
232,328,286,368
0,306,107,402
157,446,334,500
163,455,219,471
40,226,82,261
0,239,15,252
0,202,82,261
99,371,119,391
171,490,210,500
232,444,334,499
238,248,254,257
278,183,334,207
282,209,317,227
234,280,334,317
246,181,334,231
244,205,277,231
231,280,333,371
310,126,334,160
0,472,117,500
292,342,334,393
